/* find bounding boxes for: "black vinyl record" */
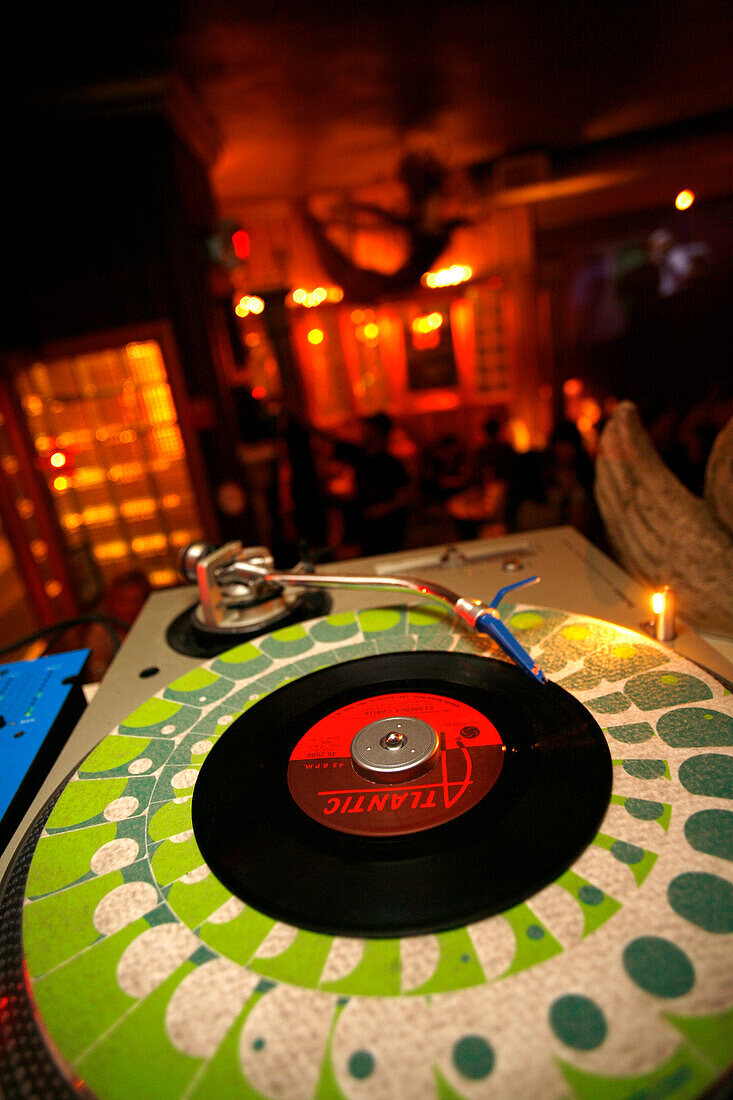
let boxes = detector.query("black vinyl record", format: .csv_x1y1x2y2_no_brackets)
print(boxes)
192,651,612,938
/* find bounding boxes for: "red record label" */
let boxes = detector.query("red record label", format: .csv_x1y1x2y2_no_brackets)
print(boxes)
287,691,505,836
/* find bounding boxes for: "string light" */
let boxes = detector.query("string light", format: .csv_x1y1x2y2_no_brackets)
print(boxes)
235,295,265,318
288,287,343,308
422,265,472,289
411,312,444,334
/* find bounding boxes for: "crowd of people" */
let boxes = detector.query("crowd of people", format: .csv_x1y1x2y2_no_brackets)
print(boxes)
226,404,608,564
224,383,732,567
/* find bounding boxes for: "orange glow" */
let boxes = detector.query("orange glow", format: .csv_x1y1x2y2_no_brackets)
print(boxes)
414,391,461,412
235,295,264,317
580,397,602,425
563,378,583,397
108,462,144,483
449,297,476,389
120,498,157,520
289,286,343,308
30,539,48,560
23,395,44,416
411,331,440,350
56,430,91,448
675,189,695,211
170,529,195,547
506,418,532,453
362,322,380,341
307,328,325,345
423,265,472,289
126,342,166,383
95,540,129,561
73,467,106,487
53,476,69,491
82,504,116,526
251,385,267,399
140,383,176,426
411,312,444,335
150,425,184,459
131,534,167,555
652,591,664,615
44,580,62,598
149,568,178,587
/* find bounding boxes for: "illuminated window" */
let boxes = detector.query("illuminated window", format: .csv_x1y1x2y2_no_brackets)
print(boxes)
131,534,167,556
120,498,158,521
15,335,205,588
94,541,129,562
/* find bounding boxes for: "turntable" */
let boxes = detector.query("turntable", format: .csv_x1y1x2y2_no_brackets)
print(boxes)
1,526,732,1099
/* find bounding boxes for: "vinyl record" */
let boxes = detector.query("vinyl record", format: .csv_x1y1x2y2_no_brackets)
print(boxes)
192,651,612,937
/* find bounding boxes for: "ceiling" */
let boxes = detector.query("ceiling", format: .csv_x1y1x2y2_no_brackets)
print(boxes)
16,0,732,222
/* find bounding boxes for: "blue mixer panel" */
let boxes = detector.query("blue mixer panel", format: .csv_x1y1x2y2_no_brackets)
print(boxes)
0,649,88,852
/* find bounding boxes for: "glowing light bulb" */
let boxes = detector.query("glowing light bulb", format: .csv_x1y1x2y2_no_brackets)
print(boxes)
307,328,324,345
675,189,695,211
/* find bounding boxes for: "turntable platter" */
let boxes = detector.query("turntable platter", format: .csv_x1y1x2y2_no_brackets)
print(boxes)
1,602,732,1099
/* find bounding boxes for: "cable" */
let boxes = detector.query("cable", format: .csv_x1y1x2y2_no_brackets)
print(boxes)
0,615,133,662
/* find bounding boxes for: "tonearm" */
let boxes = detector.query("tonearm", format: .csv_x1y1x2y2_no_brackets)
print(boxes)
180,542,547,684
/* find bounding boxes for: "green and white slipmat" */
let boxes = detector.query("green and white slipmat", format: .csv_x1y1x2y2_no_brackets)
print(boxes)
22,605,733,1098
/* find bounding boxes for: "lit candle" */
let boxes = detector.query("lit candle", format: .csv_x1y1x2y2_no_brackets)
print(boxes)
653,586,676,641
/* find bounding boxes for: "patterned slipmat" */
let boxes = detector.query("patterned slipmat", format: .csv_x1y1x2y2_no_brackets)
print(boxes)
5,603,733,1099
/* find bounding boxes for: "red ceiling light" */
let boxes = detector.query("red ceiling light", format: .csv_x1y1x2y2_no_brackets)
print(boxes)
231,229,250,260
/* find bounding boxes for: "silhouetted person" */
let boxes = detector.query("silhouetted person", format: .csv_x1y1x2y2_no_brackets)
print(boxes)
514,420,595,536
336,414,411,556
421,434,473,503
444,417,516,538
